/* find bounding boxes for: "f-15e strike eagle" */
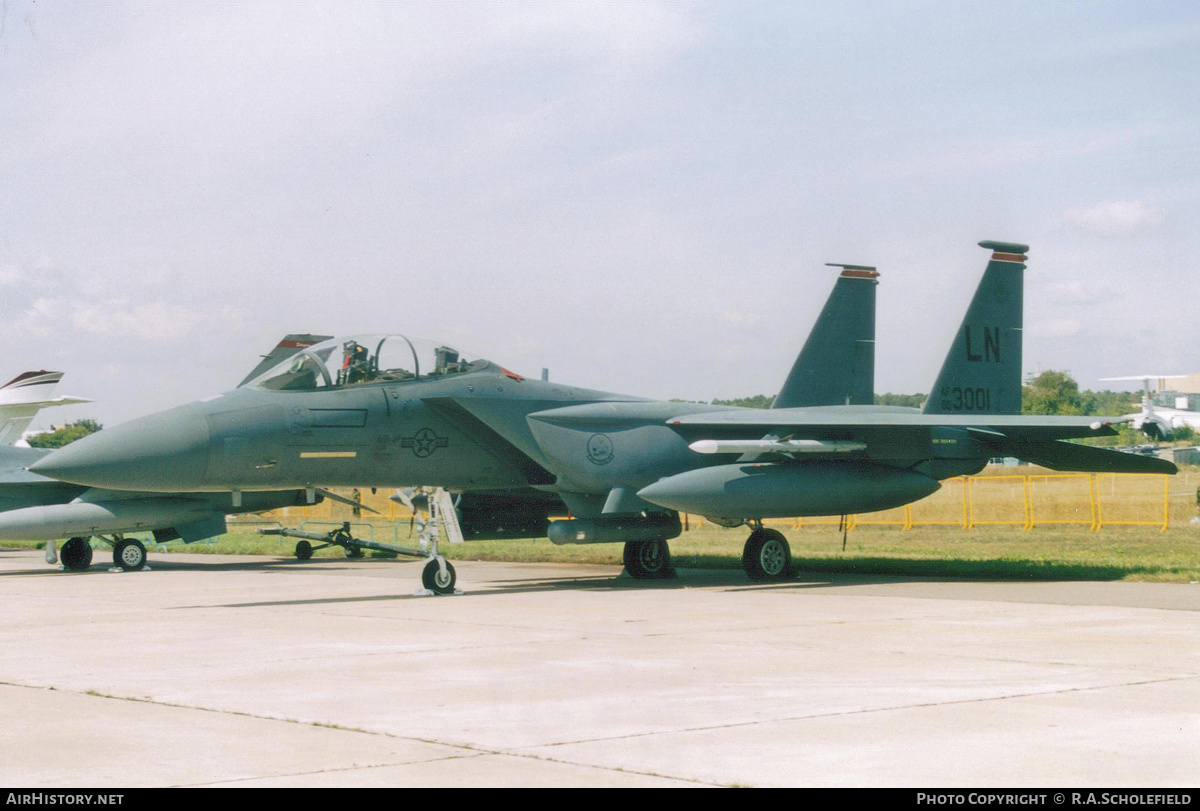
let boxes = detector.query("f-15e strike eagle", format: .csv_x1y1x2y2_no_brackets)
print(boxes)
25,242,1173,588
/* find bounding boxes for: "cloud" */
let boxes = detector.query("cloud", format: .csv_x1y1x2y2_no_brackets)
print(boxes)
1028,318,1082,338
721,311,765,328
1062,200,1163,235
1038,280,1113,306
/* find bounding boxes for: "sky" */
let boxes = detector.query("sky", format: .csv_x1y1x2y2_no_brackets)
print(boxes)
2,0,1198,429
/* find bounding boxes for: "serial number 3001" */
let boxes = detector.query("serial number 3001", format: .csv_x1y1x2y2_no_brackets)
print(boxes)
940,386,992,411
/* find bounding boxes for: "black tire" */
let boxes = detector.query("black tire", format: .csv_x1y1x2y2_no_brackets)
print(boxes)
345,544,365,559
422,558,456,594
742,528,792,582
295,540,313,560
113,538,147,572
623,539,672,580
61,537,93,572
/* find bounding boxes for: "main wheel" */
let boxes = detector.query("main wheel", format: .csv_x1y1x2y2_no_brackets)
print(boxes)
113,538,147,572
60,537,93,572
623,539,672,579
345,544,365,559
295,540,313,560
742,528,792,582
422,558,456,594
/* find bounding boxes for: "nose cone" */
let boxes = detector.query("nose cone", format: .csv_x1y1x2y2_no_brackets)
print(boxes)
29,403,210,492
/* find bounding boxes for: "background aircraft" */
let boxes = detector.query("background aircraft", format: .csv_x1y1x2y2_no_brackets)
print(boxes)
1099,375,1200,439
0,337,332,572
0,370,91,446
28,243,1173,586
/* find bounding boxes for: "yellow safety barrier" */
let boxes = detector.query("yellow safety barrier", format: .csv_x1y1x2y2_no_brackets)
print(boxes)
254,469,1193,534
781,472,1176,533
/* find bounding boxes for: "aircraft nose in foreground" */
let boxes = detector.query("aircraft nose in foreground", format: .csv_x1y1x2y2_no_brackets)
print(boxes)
28,403,211,492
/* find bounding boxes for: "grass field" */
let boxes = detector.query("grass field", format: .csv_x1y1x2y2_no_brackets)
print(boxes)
190,521,1197,582
8,466,1199,583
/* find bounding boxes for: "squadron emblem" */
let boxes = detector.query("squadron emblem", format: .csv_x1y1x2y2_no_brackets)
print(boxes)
586,434,614,465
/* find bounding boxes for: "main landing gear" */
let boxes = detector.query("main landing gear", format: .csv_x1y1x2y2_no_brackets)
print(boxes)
112,538,148,571
56,535,148,572
741,525,792,582
621,526,793,582
622,538,674,579
59,537,93,572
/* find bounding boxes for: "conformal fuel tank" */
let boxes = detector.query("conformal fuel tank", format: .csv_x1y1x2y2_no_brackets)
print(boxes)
637,461,940,519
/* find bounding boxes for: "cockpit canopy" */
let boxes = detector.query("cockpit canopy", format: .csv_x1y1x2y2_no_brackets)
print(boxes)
246,334,490,391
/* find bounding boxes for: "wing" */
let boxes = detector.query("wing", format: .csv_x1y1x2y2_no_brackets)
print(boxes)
666,407,1176,475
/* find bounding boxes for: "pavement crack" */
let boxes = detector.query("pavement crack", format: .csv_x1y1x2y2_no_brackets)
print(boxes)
514,673,1200,751
1,681,714,786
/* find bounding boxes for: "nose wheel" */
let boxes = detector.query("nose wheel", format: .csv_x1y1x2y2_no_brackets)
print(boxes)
623,539,674,579
421,557,457,595
742,528,792,582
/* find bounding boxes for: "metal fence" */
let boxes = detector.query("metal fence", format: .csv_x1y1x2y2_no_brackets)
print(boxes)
252,469,1198,534
786,472,1183,532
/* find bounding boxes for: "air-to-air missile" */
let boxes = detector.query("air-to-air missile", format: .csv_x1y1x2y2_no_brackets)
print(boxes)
27,243,1174,589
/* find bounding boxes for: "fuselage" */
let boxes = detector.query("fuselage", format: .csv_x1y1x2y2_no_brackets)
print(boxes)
27,361,988,522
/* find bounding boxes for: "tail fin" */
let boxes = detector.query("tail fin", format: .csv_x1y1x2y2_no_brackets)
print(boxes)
0,371,92,445
922,241,1027,415
773,265,878,408
238,334,333,387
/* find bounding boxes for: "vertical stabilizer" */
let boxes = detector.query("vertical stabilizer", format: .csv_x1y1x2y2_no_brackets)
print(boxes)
773,265,878,408
922,241,1027,415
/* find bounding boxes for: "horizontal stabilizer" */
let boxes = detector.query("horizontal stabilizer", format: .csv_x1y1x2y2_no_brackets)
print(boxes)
1001,441,1177,475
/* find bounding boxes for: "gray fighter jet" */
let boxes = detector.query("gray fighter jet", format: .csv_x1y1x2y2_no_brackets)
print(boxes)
27,243,1174,587
0,336,333,572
